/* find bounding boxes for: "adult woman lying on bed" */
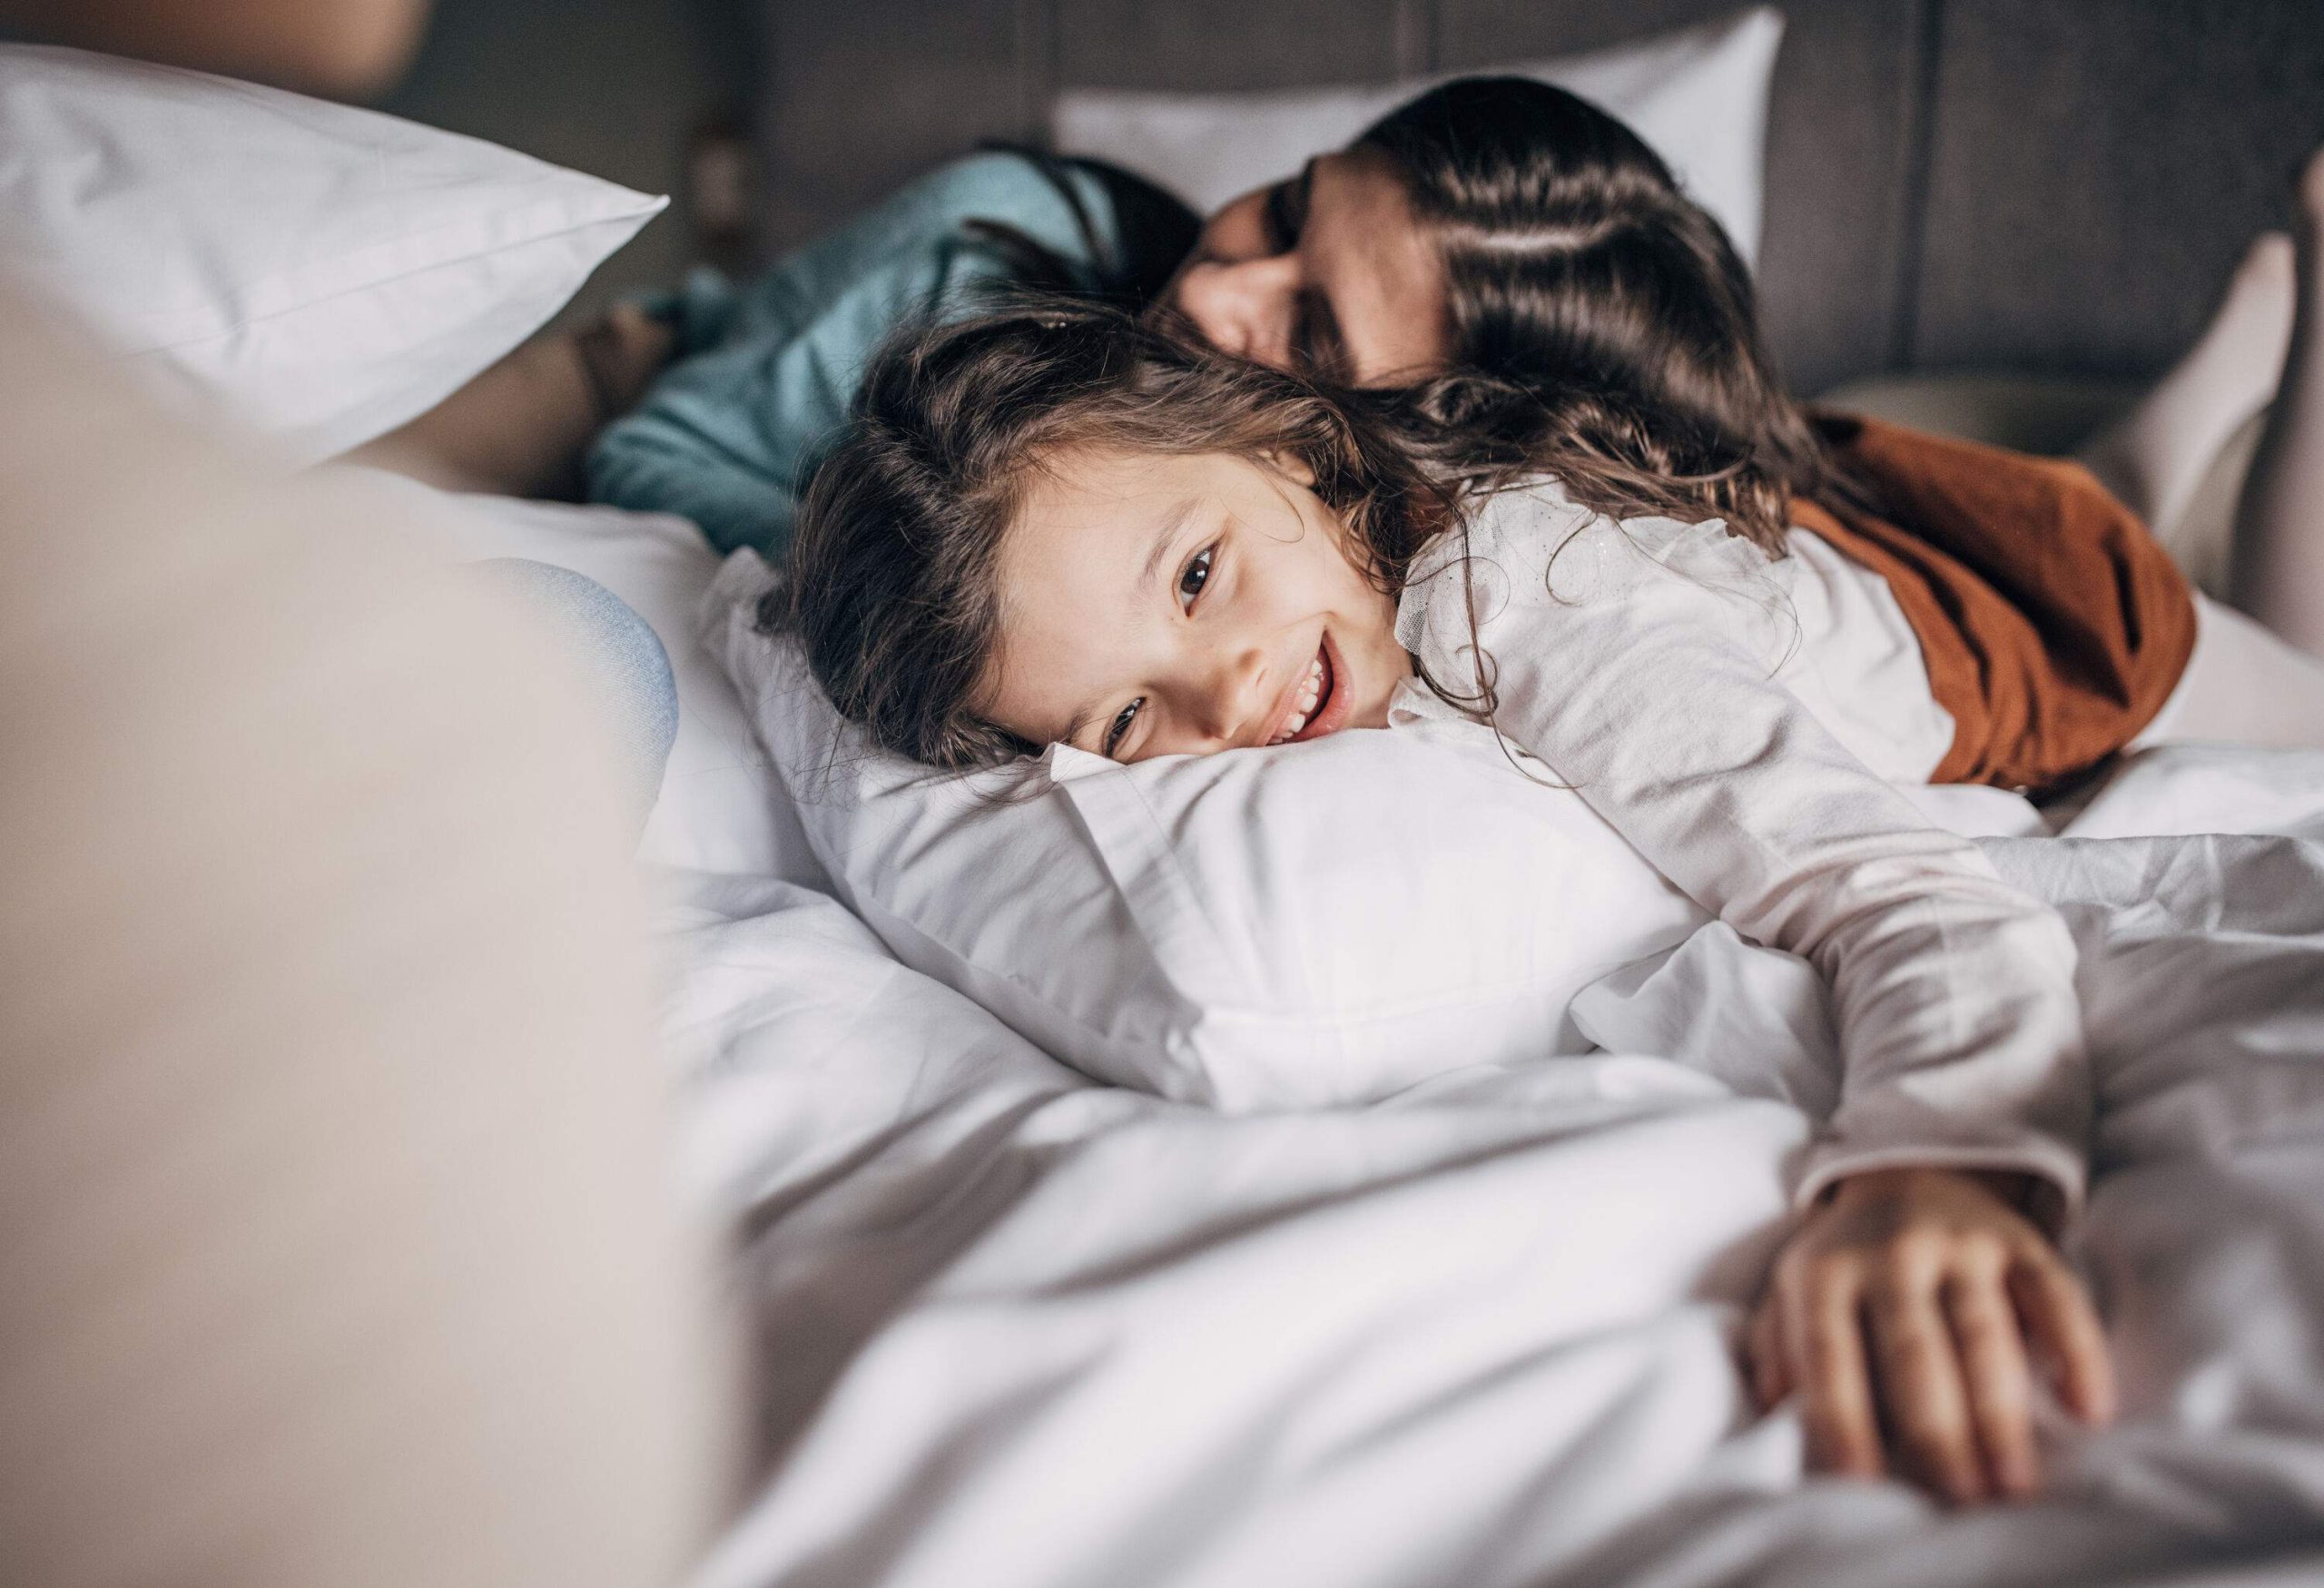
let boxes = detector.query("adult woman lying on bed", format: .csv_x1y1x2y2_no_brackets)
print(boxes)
362,80,2324,1509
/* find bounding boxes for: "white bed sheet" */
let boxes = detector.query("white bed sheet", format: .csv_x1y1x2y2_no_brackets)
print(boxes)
661,745,2324,1588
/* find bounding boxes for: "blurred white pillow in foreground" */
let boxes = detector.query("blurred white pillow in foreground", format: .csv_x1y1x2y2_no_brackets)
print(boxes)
0,43,664,462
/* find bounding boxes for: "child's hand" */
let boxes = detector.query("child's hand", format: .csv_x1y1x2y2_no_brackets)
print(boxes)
1747,1167,2115,1504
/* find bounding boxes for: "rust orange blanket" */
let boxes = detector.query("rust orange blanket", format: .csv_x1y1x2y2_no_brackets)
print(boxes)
1792,413,2197,794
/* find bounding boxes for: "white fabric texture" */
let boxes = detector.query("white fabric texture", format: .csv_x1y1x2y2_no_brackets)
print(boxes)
1393,482,2090,1216
1051,6,1784,267
709,550,1710,1112
666,745,2324,1588
0,44,665,463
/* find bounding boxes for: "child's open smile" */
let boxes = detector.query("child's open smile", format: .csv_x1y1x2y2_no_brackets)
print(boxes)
977,447,1411,763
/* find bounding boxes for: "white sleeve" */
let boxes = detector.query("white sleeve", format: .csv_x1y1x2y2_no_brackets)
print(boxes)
1397,490,2090,1221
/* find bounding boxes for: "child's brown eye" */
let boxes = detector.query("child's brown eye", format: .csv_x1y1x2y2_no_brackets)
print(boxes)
1104,698,1143,758
1177,545,1215,612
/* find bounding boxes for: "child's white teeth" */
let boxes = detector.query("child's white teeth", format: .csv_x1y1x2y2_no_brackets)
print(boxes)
1271,655,1327,744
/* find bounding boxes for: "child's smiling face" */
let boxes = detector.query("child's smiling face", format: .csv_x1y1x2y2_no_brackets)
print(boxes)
977,447,1411,763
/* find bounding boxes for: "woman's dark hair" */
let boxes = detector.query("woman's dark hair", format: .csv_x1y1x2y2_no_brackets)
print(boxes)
1354,76,1846,549
777,298,1458,770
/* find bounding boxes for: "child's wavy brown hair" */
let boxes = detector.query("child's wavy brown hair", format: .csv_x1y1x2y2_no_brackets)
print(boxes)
775,297,1462,770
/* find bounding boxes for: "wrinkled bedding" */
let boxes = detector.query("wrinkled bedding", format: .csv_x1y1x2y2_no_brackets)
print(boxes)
661,745,2324,1588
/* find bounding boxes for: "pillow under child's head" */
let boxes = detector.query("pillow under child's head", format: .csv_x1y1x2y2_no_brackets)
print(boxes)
713,550,1709,1110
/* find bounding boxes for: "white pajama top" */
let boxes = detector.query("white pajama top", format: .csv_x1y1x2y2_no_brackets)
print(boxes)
1393,479,2090,1218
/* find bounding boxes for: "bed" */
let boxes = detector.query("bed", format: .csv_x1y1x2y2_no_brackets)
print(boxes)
12,15,2324,1585
665,755,2324,1588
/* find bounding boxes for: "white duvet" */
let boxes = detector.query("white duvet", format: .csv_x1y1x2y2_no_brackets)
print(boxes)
662,745,2324,1588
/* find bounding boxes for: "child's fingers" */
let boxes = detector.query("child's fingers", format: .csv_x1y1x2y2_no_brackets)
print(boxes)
1867,1279,1985,1503
1790,1269,1883,1478
2011,1254,2117,1426
1945,1272,2041,1498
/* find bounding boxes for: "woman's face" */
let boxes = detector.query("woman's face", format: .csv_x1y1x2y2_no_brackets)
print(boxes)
978,446,1410,764
1161,147,1449,387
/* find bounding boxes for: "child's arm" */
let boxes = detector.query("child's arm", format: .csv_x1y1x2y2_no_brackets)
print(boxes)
1400,489,2112,1499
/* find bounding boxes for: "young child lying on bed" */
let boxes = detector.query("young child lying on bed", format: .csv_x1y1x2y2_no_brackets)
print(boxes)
773,165,2324,1504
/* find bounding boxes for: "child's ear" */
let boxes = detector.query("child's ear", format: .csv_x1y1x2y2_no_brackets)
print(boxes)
1264,450,1317,488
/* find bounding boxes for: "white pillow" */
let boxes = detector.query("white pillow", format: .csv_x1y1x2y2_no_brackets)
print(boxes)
0,44,665,463
334,470,806,882
710,552,1709,1110
1052,6,1784,267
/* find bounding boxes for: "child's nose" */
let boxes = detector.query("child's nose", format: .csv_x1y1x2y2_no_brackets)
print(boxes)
1190,646,1274,746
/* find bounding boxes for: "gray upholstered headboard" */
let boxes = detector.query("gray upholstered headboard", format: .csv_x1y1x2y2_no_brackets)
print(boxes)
752,1,2324,395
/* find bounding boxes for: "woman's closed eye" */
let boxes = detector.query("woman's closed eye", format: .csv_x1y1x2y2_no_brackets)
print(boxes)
1292,291,1350,384
1262,161,1314,255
